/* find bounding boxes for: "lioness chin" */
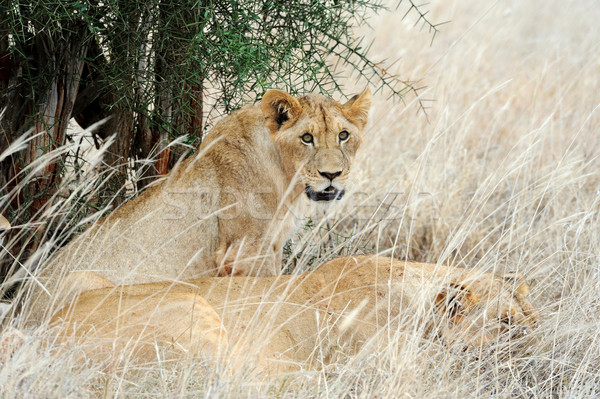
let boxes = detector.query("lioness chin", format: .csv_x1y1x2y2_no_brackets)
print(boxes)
50,256,538,374
23,88,372,324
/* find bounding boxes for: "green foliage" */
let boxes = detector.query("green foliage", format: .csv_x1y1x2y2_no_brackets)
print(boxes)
1,0,436,135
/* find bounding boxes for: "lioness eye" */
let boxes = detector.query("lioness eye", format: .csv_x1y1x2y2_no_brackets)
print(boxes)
338,130,349,141
301,133,313,144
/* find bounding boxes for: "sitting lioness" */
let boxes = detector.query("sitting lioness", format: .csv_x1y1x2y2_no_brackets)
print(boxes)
49,256,538,373
24,88,371,324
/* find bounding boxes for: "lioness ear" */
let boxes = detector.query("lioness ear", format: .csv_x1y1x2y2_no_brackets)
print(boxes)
342,87,372,129
435,283,472,322
502,272,531,296
261,90,303,135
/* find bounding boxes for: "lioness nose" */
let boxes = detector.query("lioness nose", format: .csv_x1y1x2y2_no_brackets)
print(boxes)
319,171,342,181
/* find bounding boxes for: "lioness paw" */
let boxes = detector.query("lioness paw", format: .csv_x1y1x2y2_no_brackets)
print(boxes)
215,242,277,277
216,254,271,277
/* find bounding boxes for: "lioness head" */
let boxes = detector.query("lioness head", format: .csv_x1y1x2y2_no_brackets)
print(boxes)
435,271,538,348
261,88,371,202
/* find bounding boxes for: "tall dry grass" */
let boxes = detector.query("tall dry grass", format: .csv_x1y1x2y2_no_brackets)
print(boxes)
1,0,599,397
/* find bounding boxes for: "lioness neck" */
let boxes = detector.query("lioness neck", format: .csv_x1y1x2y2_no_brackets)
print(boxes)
202,104,304,202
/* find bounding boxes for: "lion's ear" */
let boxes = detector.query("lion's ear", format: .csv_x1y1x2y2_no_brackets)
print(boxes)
342,87,372,129
435,283,472,322
261,90,303,135
502,272,531,296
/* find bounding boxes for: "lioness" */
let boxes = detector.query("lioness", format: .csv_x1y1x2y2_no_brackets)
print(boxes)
50,256,538,373
24,89,371,324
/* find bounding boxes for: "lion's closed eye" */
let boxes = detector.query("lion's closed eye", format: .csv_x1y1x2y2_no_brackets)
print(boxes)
435,283,471,322
496,316,514,332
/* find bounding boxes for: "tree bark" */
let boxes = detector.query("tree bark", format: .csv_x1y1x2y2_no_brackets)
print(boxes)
0,24,88,277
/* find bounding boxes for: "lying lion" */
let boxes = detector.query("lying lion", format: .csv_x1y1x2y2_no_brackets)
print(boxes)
49,256,537,373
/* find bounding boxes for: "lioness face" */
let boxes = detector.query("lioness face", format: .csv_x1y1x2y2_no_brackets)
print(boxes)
262,88,371,202
436,273,538,348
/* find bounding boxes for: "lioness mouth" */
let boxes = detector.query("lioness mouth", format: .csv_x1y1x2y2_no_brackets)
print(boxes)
305,186,345,201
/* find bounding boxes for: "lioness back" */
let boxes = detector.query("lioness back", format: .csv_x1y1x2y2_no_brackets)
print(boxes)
23,89,372,325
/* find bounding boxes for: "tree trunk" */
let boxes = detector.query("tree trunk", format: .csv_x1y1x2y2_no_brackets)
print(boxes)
0,25,87,277
1,27,87,210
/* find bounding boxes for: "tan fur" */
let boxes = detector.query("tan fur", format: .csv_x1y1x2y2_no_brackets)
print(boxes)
50,256,538,373
0,214,10,230
53,289,227,364
24,89,372,325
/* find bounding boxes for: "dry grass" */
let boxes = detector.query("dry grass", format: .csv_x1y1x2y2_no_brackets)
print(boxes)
2,0,600,397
